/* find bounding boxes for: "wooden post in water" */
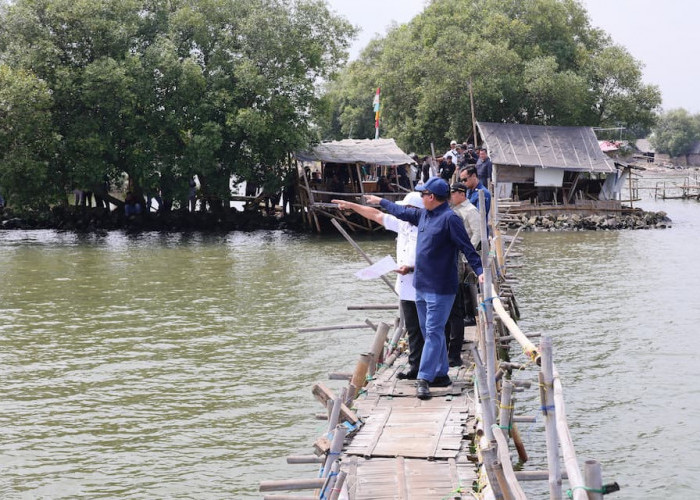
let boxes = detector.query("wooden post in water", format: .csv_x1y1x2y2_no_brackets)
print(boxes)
553,365,587,499
328,470,347,500
479,190,498,409
327,395,342,433
540,336,562,499
349,353,372,400
584,460,603,500
321,425,347,478
470,345,496,441
498,380,514,443
368,322,390,376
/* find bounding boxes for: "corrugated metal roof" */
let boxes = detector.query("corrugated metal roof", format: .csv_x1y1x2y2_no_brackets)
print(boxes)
477,122,616,173
295,138,415,166
635,138,654,153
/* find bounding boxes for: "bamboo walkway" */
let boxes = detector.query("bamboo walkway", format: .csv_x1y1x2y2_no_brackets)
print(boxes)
260,195,620,499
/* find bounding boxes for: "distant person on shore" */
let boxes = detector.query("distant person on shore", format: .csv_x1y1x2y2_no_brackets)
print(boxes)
360,177,484,400
332,192,426,382
124,191,142,218
188,177,197,212
475,147,493,187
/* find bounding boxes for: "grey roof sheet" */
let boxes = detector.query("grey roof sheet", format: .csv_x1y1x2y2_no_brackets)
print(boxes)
477,122,615,173
296,138,415,166
635,138,654,153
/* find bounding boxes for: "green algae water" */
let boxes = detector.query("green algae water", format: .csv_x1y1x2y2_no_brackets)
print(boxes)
1,197,699,499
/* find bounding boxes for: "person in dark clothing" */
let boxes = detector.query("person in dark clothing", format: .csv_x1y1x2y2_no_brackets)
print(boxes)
439,155,456,182
421,157,431,183
475,147,493,187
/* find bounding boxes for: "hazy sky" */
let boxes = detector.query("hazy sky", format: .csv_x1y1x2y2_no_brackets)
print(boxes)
325,0,699,113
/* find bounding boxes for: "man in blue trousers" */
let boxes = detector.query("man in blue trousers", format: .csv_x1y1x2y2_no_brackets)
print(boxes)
364,177,483,400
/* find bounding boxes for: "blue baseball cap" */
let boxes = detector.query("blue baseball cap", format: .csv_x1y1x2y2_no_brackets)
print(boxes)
415,177,449,197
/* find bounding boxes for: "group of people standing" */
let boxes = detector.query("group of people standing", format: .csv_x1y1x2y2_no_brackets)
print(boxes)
332,144,493,399
419,140,493,190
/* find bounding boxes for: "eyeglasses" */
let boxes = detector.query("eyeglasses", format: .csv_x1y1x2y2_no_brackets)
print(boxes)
420,192,431,197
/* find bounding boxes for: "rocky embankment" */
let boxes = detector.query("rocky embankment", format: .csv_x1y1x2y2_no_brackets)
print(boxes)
501,209,672,231
0,206,305,232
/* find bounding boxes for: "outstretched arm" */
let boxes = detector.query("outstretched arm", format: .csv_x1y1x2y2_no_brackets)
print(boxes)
332,199,385,225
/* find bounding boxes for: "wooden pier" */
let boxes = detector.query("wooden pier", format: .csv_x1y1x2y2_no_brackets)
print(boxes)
260,206,619,499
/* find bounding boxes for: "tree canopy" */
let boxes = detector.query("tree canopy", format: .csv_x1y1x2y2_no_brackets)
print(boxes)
0,0,355,210
650,108,700,157
318,0,662,153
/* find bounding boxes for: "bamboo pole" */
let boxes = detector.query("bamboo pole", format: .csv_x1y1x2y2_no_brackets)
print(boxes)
368,322,390,376
259,478,326,492
470,345,495,442
553,364,587,500
298,323,372,333
386,307,405,356
479,190,498,407
349,353,372,400
490,283,540,364
492,426,527,499
511,424,528,463
327,396,342,433
584,460,603,500
321,425,347,478
286,455,325,464
480,446,506,500
498,380,514,441
331,218,397,295
347,304,398,310
263,496,317,500
540,337,562,500
515,471,569,481
328,470,347,500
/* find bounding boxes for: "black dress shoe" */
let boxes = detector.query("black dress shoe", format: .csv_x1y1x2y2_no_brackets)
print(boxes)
397,367,418,380
464,317,476,326
416,379,431,400
430,374,452,387
448,358,463,368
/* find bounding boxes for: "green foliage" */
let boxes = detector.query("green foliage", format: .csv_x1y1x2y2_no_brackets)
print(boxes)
650,108,700,157
0,65,60,209
321,0,661,153
0,0,355,209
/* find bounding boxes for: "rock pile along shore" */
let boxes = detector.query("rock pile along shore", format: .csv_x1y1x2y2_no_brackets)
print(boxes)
501,210,672,231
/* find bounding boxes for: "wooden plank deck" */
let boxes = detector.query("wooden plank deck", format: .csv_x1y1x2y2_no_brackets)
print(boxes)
338,327,479,499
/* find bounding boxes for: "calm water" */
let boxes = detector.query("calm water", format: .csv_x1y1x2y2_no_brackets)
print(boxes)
1,196,699,499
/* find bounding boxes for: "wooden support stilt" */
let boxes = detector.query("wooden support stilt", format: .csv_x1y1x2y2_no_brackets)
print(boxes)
584,460,603,500
540,337,562,500
259,478,326,492
286,455,325,464
349,353,372,400
368,322,390,376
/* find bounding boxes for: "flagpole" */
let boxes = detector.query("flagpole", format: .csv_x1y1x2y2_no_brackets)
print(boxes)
373,87,381,139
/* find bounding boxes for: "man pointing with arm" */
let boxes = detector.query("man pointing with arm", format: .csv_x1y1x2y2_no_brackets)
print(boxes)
361,178,483,400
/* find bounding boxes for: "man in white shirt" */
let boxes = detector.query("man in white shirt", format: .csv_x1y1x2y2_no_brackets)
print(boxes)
332,192,425,379
443,140,459,164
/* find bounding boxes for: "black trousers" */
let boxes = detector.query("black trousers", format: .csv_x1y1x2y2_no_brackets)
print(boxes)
401,300,424,371
444,284,466,364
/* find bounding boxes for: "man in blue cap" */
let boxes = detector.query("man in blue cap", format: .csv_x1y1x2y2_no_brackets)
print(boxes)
364,177,483,400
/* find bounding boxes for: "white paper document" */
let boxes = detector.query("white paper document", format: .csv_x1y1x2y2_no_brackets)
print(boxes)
354,255,398,280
